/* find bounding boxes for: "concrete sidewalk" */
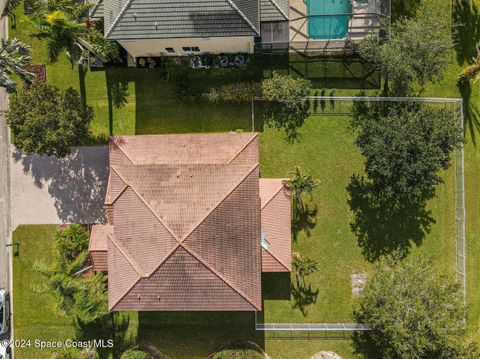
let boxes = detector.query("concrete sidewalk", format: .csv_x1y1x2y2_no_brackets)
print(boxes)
10,146,109,229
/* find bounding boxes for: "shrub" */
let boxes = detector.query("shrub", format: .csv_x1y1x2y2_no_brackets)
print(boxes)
7,83,93,157
120,349,152,359
262,73,311,142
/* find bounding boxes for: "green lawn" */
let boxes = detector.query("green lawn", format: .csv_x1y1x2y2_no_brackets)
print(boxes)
9,0,480,357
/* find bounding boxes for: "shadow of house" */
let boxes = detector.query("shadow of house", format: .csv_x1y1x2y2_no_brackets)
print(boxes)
137,311,264,358
347,175,435,262
12,146,109,224
262,272,291,300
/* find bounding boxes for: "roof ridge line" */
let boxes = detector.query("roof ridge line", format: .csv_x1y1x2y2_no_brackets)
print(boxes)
227,133,259,164
110,166,181,243
260,179,288,210
108,233,145,277
110,138,136,164
182,244,261,310
104,169,128,205
104,0,135,38
225,0,260,35
179,163,260,243
265,246,290,271
268,0,289,20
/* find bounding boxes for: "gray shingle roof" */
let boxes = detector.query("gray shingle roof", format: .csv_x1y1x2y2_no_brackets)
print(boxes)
90,0,104,19
104,0,260,40
260,0,288,22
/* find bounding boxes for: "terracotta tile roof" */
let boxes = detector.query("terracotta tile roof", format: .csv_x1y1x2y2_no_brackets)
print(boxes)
88,224,113,251
103,133,263,311
110,133,258,165
259,179,291,272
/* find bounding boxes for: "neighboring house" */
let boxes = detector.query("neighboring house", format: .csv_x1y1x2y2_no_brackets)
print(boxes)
88,133,291,311
89,0,390,57
89,0,289,57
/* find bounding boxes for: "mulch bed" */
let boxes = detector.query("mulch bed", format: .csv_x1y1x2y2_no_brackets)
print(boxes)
23,64,46,87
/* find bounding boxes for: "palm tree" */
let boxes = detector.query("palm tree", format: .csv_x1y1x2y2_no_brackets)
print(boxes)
32,0,92,65
459,46,480,84
0,38,35,93
283,166,318,221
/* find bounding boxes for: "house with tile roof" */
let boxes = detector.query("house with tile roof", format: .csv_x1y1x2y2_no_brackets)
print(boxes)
88,132,291,311
89,0,289,58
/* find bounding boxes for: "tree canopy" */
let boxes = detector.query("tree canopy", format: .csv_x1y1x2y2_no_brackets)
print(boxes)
351,102,463,201
7,83,93,157
354,252,474,359
358,5,450,95
262,73,311,142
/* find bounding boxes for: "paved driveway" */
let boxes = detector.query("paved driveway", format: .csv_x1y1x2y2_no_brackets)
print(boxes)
10,146,109,229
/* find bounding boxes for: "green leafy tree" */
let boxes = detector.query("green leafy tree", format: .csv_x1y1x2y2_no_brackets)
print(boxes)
283,166,318,222
354,252,474,359
358,6,450,95
351,102,463,201
7,83,93,157
0,38,35,93
262,73,311,142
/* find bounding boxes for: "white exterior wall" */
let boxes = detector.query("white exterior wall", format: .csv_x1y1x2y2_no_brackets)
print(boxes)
118,36,255,58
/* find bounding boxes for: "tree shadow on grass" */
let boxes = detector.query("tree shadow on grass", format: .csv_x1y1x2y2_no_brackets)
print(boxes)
291,279,319,317
347,175,435,262
391,0,422,21
453,0,480,65
137,312,263,358
292,202,318,242
106,67,131,137
74,313,133,359
458,79,480,146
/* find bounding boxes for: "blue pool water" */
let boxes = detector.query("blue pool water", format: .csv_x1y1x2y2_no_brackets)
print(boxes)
306,0,352,40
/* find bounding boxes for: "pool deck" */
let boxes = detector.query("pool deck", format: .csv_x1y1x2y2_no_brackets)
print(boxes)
289,0,382,53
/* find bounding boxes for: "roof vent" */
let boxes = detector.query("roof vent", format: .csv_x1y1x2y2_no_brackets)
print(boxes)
261,228,269,250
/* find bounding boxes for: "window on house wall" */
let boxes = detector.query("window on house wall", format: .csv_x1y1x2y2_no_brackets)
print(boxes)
165,47,175,53
182,47,191,51
191,46,200,51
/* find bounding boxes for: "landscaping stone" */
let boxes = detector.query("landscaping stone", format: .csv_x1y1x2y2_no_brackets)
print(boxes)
351,272,368,296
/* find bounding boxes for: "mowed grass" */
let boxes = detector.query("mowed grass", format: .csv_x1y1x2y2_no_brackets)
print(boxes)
259,114,456,324
12,225,77,359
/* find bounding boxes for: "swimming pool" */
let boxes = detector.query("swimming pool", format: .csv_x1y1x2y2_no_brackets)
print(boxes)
306,0,352,40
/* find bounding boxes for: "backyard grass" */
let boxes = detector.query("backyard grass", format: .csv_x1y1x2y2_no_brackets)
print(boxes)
9,0,480,357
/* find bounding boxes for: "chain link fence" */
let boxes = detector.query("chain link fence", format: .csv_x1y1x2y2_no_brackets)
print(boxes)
253,96,466,331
